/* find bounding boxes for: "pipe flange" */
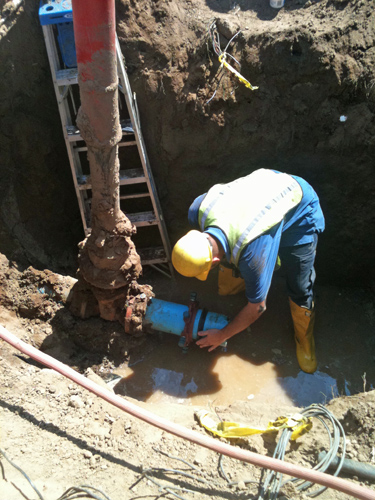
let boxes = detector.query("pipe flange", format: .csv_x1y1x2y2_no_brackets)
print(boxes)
181,298,199,346
124,305,133,334
124,290,152,337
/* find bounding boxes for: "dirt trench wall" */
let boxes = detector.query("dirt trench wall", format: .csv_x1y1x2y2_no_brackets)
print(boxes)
0,0,83,273
0,0,374,287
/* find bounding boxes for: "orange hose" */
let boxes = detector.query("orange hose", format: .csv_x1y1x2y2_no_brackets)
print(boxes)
1,326,374,500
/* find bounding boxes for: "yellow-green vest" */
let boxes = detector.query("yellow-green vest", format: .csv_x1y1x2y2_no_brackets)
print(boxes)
198,169,303,265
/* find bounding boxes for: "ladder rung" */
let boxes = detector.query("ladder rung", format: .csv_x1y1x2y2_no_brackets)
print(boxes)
66,126,81,141
120,119,134,135
119,168,146,185
127,211,158,226
119,140,137,147
67,119,134,142
120,193,150,200
77,175,91,190
74,139,136,153
74,146,88,153
77,168,146,190
137,247,168,265
56,68,78,86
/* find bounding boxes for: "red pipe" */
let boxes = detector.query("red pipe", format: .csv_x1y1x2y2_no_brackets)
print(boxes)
70,0,142,308
72,0,115,67
71,0,122,224
0,327,374,500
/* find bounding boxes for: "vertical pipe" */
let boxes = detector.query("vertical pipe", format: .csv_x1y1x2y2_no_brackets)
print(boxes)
71,0,146,325
72,0,122,230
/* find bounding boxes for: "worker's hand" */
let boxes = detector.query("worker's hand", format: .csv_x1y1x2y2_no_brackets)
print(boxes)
196,329,227,352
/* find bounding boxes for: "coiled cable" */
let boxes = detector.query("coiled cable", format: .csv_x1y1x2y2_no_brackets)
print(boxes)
258,403,346,499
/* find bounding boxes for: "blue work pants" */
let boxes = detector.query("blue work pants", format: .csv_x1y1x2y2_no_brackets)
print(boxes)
278,233,318,310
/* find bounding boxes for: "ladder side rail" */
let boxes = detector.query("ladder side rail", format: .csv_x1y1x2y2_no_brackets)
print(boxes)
71,147,90,235
115,39,160,203
115,38,158,197
130,111,173,264
42,26,74,136
42,25,89,236
115,38,138,122
132,98,173,263
132,95,166,211
116,38,173,264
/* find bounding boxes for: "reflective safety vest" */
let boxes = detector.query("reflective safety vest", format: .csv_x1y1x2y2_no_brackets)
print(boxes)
198,169,303,265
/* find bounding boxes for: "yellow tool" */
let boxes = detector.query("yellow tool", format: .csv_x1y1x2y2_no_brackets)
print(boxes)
195,409,312,440
218,53,259,91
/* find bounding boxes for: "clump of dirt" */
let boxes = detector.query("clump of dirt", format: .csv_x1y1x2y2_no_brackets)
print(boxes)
0,253,75,321
1,252,375,500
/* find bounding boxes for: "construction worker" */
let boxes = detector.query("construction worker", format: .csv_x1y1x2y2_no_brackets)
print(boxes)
172,169,325,374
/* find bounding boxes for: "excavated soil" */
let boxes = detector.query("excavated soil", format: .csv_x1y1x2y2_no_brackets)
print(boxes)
1,0,375,499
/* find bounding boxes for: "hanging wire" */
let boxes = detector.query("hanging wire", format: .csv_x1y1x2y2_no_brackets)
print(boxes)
209,20,222,57
206,20,240,104
206,20,258,104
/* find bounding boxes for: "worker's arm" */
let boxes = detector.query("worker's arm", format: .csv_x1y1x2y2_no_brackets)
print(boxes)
196,300,266,352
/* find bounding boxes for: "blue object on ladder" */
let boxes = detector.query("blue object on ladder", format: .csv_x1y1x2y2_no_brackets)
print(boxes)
39,1,77,68
38,0,73,25
56,22,76,68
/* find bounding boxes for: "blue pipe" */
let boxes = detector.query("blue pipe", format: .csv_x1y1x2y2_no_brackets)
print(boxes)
143,298,229,339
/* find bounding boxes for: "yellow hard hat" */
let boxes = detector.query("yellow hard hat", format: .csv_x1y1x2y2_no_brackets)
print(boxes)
172,230,212,281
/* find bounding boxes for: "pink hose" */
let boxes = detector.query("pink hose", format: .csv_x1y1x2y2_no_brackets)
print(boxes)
0,326,374,500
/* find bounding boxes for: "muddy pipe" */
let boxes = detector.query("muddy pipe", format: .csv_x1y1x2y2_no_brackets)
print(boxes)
70,0,151,326
1,327,374,500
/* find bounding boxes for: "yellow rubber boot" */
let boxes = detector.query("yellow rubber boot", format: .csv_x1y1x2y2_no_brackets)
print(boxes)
289,298,317,374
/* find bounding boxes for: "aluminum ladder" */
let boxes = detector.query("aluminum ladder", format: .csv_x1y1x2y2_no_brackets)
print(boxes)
40,22,173,278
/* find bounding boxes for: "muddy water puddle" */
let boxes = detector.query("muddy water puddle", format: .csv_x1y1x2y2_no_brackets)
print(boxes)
106,278,375,408
111,332,346,408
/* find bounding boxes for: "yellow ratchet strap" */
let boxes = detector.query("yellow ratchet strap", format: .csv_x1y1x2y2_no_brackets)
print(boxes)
195,410,312,441
218,53,259,91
